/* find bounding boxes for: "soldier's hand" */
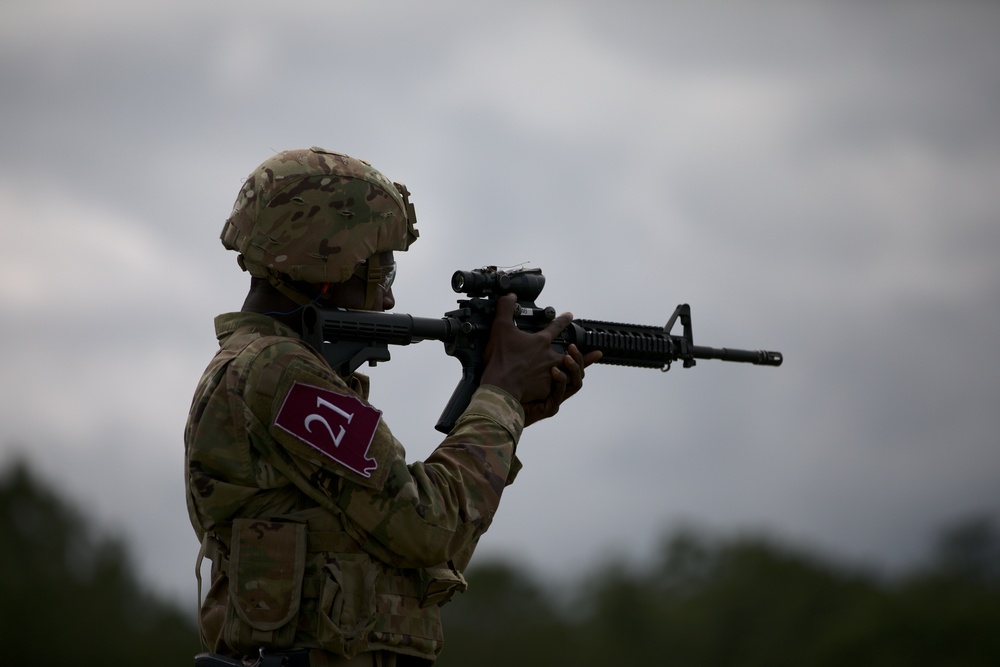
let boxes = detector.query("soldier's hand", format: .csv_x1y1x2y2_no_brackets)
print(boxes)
481,294,601,425
481,294,571,403
522,343,602,426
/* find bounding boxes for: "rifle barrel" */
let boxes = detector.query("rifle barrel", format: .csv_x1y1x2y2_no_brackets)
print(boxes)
689,345,783,366
568,319,782,368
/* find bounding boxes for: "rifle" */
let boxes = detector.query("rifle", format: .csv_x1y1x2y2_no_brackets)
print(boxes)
302,266,783,434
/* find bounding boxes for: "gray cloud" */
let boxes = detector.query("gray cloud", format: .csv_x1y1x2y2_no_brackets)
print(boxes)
1,0,998,607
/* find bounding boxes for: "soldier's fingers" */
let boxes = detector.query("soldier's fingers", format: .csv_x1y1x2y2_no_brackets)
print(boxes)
542,310,574,340
492,294,518,324
550,365,569,401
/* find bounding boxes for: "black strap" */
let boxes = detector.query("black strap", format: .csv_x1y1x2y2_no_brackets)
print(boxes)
194,649,310,667
194,654,244,667
262,649,311,667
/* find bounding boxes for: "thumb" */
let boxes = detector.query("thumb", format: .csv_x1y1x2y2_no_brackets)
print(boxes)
493,293,518,323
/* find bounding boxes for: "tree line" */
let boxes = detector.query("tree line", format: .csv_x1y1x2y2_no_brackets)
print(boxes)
439,518,1000,666
2,459,998,666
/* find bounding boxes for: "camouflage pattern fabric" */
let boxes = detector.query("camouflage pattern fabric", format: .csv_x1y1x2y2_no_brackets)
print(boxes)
185,311,524,662
221,147,419,285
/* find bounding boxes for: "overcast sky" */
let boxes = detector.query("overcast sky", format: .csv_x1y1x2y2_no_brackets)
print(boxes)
2,0,999,609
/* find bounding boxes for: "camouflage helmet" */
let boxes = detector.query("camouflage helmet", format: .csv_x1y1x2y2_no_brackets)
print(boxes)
220,147,418,285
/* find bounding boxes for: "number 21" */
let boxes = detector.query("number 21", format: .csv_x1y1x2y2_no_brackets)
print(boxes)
304,397,354,448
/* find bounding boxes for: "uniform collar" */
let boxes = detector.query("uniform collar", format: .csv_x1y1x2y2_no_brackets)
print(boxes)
213,311,301,343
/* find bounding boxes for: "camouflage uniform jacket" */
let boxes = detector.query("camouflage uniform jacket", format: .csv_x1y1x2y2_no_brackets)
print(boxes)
185,311,524,663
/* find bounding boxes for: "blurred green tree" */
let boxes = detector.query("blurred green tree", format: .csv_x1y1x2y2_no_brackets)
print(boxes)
438,523,1000,667
0,458,200,667
438,560,572,666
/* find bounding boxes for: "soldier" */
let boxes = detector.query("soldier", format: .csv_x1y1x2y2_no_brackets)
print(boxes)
185,148,599,666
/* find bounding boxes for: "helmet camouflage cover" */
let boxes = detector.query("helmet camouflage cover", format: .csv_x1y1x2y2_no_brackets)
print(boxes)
221,147,418,284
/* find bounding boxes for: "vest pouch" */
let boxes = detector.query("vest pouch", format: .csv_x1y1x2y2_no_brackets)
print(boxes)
316,554,379,654
419,564,468,608
224,518,307,653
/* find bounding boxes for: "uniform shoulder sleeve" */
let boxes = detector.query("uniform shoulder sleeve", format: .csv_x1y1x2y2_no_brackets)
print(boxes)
240,338,394,492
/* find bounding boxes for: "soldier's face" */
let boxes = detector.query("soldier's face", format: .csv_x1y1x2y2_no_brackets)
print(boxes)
322,251,396,312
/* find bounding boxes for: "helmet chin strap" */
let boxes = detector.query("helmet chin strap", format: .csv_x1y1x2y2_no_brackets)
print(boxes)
264,269,315,307
257,255,385,310
363,254,387,310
